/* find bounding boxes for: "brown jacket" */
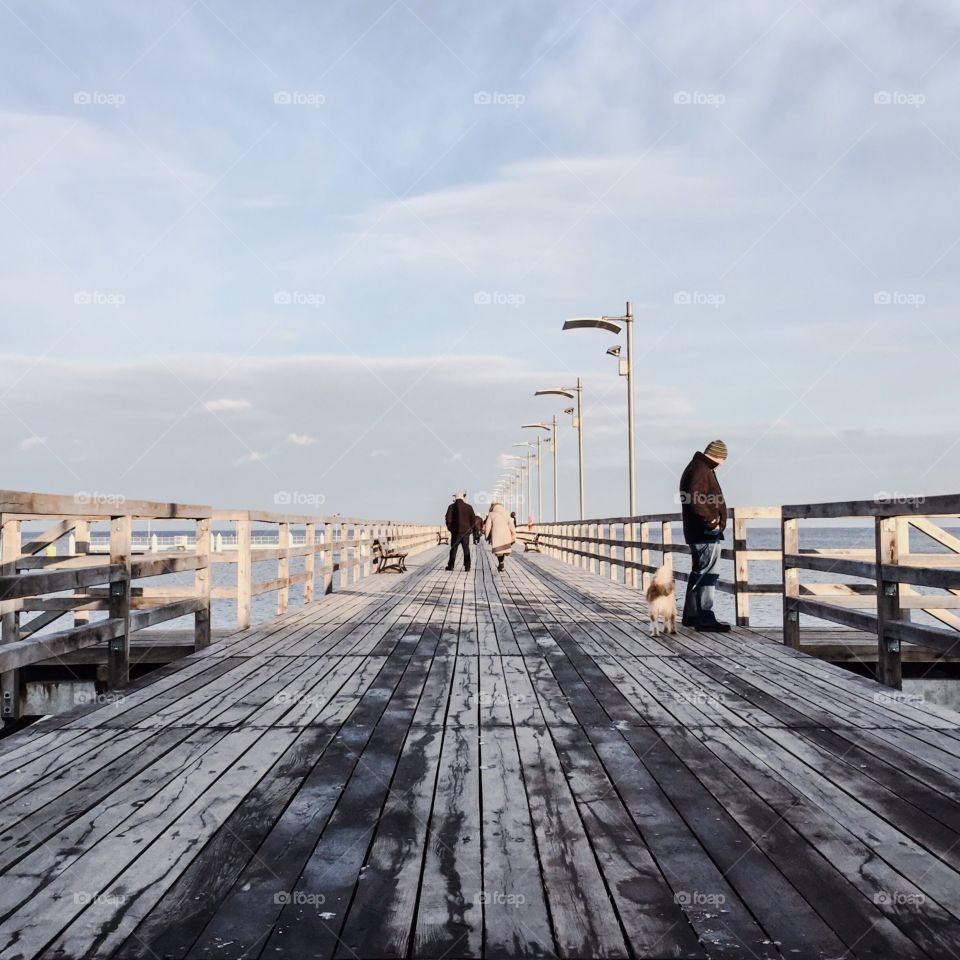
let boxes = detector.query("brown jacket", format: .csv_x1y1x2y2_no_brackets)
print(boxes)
679,452,727,544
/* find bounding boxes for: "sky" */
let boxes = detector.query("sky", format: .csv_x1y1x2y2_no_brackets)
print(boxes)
2,0,959,522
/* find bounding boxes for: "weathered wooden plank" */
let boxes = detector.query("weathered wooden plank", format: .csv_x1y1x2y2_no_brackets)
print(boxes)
412,725,483,958
513,724,628,958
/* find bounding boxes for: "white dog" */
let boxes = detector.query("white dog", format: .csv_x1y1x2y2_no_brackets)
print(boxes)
645,565,677,636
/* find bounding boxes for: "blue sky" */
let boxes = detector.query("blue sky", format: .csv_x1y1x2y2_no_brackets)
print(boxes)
2,0,959,520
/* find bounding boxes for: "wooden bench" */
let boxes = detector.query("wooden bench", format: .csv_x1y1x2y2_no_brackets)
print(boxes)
437,531,450,545
523,533,542,553
372,539,408,574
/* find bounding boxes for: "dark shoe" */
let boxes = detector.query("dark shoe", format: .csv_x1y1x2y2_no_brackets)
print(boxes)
445,566,454,572
696,621,732,632
681,618,699,628
464,566,471,572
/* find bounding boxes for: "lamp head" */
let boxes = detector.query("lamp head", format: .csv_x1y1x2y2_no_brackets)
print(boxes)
606,344,622,358
563,317,623,335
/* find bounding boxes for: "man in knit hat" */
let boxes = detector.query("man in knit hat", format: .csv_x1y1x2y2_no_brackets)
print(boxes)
445,491,477,573
678,440,730,631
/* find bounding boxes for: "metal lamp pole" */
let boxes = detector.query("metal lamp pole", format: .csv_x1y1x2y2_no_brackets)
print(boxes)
551,414,559,522
562,302,637,581
522,424,552,523
535,377,586,520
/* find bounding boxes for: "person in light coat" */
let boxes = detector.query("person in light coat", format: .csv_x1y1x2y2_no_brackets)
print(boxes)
484,502,516,572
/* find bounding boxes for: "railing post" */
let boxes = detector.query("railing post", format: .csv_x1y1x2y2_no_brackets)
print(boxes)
625,519,636,588
194,517,212,648
733,512,750,627
304,522,316,603
323,522,334,594
1,518,22,722
277,521,290,615
589,522,598,574
73,519,91,628
661,520,673,576
640,520,652,590
876,515,903,689
781,516,800,649
108,515,132,688
355,524,365,582
237,516,252,629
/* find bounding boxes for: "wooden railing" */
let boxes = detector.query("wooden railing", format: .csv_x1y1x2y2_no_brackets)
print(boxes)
526,506,780,625
0,490,440,721
526,496,960,688
782,494,960,688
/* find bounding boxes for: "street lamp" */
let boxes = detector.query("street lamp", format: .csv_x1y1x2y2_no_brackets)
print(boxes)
563,302,636,585
562,303,636,516
503,455,526,522
522,420,558,522
535,377,585,520
513,442,535,526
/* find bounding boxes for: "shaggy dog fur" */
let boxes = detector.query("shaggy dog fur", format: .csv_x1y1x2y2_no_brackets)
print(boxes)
645,565,677,636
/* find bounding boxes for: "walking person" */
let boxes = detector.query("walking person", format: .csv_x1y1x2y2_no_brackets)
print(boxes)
445,491,476,572
679,440,731,631
472,511,484,545
485,502,517,573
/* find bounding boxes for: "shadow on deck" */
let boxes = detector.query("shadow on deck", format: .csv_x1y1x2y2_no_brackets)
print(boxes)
1,546,959,959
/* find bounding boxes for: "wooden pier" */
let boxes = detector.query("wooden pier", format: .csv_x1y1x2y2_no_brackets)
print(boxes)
2,544,960,959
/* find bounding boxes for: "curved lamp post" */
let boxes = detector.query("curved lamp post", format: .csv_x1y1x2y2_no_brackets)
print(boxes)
563,303,636,585
512,442,535,526
535,378,585,520
503,456,526,522
562,304,635,516
522,420,558,522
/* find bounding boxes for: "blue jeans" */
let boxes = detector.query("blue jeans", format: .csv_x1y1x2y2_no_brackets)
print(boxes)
683,540,722,623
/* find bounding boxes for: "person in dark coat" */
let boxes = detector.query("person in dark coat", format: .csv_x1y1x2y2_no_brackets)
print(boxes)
472,512,484,545
445,491,477,572
678,440,730,631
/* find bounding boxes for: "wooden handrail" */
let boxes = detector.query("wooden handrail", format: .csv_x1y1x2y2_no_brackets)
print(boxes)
0,492,444,721
529,499,960,689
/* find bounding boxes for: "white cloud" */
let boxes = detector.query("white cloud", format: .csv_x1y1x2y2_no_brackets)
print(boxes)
205,399,252,413
18,435,48,450
287,433,317,446
236,451,266,465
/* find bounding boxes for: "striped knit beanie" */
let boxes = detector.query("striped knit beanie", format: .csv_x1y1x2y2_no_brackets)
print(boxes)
704,440,728,461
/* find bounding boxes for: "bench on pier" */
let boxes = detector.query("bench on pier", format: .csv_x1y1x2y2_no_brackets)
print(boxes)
436,531,450,545
523,533,542,553
372,538,408,574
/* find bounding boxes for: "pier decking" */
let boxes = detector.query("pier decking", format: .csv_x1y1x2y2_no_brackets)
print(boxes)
2,546,960,960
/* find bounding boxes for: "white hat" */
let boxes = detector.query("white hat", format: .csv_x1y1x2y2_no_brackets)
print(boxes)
453,490,467,499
